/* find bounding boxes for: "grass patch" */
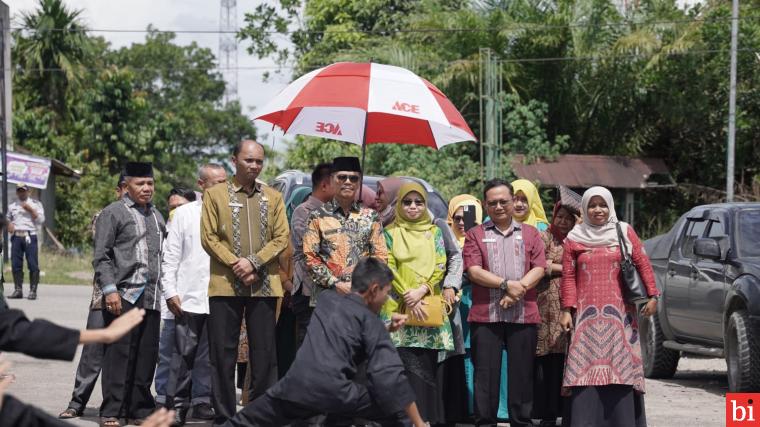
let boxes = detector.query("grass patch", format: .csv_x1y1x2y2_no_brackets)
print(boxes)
3,249,93,286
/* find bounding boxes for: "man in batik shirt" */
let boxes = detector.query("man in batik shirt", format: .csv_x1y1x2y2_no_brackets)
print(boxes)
303,157,388,307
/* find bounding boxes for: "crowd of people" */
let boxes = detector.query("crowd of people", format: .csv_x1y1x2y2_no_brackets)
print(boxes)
1,138,662,427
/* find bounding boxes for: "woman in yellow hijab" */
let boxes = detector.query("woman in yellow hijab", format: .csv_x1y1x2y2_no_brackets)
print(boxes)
382,182,454,424
512,179,550,231
447,194,483,248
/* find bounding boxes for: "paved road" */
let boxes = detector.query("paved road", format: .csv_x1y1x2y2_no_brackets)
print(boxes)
3,285,728,426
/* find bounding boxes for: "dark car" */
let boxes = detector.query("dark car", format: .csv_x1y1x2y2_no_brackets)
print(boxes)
269,170,449,219
642,203,760,391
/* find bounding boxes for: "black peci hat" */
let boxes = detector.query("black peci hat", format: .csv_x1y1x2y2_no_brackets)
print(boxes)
332,156,362,174
124,162,154,178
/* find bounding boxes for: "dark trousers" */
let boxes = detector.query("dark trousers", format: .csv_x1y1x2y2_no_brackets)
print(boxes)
471,322,537,427
291,291,313,349
208,296,277,424
67,309,106,412
221,392,410,427
275,299,297,378
100,298,161,419
532,353,566,422
11,234,39,274
167,311,209,409
562,385,647,427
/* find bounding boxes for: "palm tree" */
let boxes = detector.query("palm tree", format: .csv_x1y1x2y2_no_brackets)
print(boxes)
13,0,92,118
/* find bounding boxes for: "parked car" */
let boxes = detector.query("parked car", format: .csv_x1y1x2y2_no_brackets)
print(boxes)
269,170,449,219
643,203,760,391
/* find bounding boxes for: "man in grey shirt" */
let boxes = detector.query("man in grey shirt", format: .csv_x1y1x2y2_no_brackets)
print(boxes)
93,162,166,426
290,163,334,348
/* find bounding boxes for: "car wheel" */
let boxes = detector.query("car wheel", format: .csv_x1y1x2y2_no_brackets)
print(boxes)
640,312,679,378
726,310,760,392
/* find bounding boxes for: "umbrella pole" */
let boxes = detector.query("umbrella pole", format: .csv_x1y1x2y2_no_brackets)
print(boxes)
359,114,368,201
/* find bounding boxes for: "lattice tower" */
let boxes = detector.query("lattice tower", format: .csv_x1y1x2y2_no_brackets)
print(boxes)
219,0,238,104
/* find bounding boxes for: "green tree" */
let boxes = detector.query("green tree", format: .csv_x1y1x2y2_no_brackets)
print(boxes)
13,0,92,118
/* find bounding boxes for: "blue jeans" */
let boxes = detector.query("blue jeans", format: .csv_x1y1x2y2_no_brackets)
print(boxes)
11,234,39,274
155,318,211,406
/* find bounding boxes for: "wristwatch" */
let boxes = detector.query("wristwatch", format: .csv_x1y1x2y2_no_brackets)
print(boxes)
499,279,509,291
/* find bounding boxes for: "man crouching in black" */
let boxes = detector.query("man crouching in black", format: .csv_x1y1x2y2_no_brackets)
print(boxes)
222,257,428,427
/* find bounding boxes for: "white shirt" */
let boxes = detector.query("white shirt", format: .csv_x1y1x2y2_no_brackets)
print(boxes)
8,198,45,232
161,200,210,314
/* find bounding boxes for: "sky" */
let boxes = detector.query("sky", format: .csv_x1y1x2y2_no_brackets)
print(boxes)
9,0,294,151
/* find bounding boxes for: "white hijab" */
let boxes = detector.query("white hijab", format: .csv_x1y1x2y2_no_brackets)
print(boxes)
567,186,632,253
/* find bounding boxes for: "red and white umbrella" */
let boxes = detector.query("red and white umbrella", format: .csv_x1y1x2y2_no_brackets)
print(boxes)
254,62,476,150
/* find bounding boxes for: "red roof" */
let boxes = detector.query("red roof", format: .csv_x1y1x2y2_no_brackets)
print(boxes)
511,154,671,189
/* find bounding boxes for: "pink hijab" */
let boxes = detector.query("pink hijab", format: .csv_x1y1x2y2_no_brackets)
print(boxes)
377,177,407,226
356,185,378,210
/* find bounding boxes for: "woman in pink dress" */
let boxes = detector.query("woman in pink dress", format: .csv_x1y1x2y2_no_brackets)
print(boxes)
559,186,659,427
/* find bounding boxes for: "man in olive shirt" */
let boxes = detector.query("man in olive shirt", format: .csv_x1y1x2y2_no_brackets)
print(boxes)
201,140,289,424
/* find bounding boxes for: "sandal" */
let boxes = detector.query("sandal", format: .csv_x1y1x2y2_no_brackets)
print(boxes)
58,408,80,419
100,416,121,427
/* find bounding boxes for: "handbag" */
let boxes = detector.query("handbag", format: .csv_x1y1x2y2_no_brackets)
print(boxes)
615,222,649,305
403,294,451,328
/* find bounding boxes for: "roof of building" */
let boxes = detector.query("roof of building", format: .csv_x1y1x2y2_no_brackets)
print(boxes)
511,154,673,189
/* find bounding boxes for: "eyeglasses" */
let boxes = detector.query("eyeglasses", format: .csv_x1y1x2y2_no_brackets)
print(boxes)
452,215,464,223
335,174,360,183
402,199,425,207
486,199,513,208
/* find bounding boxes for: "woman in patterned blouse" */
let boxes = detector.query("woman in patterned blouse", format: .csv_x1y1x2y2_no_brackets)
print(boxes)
559,187,659,427
533,200,578,426
381,182,455,425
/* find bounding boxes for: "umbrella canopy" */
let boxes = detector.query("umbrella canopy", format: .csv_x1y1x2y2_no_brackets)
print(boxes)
255,62,476,149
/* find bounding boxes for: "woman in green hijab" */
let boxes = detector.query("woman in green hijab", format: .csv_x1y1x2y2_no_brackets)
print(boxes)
381,182,454,425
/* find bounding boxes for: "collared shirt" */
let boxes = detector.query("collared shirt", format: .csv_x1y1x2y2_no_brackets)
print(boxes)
8,198,45,233
463,220,547,324
302,199,388,306
93,195,166,311
201,178,289,298
290,195,325,296
161,200,210,314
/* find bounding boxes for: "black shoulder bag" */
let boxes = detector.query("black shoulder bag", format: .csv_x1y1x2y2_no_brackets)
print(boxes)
615,222,649,305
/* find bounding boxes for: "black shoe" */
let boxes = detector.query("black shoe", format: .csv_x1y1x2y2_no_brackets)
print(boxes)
8,289,22,299
171,408,188,426
192,402,214,420
27,291,37,300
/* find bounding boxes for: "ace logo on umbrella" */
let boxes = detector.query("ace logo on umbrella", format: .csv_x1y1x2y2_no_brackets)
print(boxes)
315,121,343,136
392,101,420,114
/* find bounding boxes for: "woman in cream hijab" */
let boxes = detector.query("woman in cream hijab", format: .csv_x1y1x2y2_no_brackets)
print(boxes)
558,186,659,427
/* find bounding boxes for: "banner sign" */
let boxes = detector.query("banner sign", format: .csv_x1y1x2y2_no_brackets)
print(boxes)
5,152,52,189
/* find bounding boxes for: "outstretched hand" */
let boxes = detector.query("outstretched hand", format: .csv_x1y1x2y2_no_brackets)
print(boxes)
0,359,14,411
140,407,176,427
388,313,408,332
102,308,145,343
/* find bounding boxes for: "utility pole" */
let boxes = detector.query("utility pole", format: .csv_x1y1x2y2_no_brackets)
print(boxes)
0,2,10,265
726,0,739,202
479,48,503,182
